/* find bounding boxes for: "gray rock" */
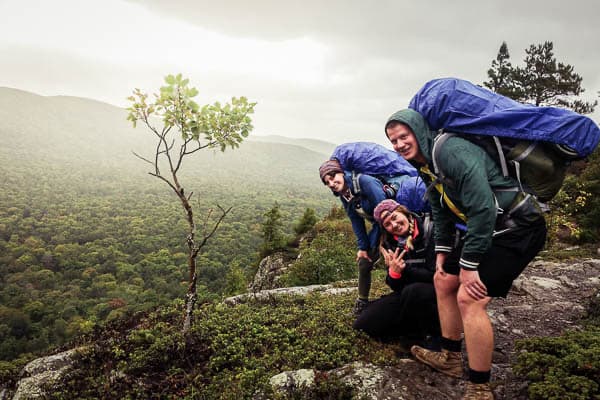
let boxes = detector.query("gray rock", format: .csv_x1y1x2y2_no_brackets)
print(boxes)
224,284,356,305
269,369,315,392
530,276,562,290
248,253,289,292
269,361,458,399
12,347,87,400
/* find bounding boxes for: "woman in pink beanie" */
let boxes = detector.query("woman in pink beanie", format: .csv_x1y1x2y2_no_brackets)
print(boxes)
353,199,455,348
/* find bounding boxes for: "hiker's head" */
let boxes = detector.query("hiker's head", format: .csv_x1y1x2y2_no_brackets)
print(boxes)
319,159,346,193
384,109,432,166
385,121,425,164
374,199,411,236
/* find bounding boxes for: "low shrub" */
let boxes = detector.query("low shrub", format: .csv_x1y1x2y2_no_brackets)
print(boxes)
513,292,600,400
50,289,396,399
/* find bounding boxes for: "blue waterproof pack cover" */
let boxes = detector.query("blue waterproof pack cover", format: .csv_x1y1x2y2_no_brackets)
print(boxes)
331,142,418,178
409,77,600,158
331,142,429,212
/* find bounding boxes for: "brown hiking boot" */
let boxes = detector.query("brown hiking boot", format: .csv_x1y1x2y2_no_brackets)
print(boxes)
462,382,494,400
410,345,463,378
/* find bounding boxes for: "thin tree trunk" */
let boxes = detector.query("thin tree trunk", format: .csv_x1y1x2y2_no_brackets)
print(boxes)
180,192,197,334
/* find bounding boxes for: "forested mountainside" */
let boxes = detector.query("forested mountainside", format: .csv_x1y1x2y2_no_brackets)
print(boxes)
0,88,338,361
2,209,599,399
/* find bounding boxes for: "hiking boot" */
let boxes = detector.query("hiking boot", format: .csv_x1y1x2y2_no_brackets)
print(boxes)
353,298,369,316
410,346,463,378
462,382,494,400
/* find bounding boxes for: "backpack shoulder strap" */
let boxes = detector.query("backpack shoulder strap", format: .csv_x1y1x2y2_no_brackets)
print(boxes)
421,212,433,250
431,130,455,188
351,171,362,196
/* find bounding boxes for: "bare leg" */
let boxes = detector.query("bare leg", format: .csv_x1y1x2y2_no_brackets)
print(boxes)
457,286,493,370
434,269,462,340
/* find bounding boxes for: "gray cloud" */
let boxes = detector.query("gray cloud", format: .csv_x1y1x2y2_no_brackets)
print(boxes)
2,0,598,145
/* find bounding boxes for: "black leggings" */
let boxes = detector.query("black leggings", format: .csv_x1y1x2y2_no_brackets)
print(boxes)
357,257,373,300
353,282,440,341
357,249,379,300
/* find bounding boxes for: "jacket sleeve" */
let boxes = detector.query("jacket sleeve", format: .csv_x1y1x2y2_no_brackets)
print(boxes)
385,273,405,291
439,140,499,270
344,199,369,251
358,174,388,250
427,183,456,254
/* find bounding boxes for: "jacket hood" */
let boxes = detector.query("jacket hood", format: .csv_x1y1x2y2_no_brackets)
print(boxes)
386,109,435,166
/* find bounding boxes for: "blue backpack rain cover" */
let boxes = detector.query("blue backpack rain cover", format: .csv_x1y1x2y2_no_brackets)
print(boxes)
409,77,600,158
331,142,429,212
331,142,418,178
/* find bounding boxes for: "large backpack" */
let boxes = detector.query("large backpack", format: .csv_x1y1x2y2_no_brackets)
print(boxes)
331,142,430,211
410,78,600,202
331,142,418,178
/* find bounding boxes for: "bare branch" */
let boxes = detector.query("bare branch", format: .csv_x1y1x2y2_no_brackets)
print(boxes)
140,112,164,140
148,172,179,194
132,151,155,166
201,208,214,234
175,137,193,174
192,206,233,257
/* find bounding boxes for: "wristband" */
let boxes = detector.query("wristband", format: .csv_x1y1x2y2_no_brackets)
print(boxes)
388,267,402,279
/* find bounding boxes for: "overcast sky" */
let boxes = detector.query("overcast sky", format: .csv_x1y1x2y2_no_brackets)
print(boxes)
1,0,598,145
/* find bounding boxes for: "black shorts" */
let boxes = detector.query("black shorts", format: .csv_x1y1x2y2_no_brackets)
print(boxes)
442,220,547,297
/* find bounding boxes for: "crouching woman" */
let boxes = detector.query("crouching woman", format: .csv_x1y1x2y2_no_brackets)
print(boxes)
353,199,442,345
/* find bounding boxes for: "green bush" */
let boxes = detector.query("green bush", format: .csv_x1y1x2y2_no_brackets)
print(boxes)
280,218,356,287
513,297,600,400
549,148,600,244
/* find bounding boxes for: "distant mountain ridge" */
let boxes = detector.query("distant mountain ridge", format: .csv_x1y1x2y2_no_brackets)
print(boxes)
249,134,337,156
0,86,332,189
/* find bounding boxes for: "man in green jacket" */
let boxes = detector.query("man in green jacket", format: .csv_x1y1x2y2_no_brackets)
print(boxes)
384,109,547,400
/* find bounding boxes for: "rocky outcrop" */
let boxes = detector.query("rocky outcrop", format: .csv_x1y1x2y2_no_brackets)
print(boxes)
224,283,356,305
270,360,459,399
248,252,291,292
249,233,315,292
11,348,87,400
267,258,600,399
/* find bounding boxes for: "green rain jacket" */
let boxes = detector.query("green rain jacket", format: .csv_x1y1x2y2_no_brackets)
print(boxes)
386,109,520,271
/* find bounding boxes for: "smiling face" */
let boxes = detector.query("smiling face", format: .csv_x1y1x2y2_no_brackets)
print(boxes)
381,209,410,237
323,172,346,193
386,122,426,165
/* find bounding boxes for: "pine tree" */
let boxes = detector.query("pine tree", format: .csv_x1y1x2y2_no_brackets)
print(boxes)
260,203,285,256
484,42,517,98
484,41,596,114
512,41,597,113
293,208,318,235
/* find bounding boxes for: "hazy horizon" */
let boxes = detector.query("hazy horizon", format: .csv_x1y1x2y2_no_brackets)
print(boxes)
1,0,598,146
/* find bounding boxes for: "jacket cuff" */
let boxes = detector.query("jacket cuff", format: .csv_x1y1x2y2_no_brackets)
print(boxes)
459,252,482,271
435,243,453,253
434,239,454,254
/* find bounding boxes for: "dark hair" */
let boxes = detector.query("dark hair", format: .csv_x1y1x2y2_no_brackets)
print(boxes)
384,120,409,138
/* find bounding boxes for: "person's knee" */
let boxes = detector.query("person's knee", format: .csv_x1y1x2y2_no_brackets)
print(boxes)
434,270,459,295
457,286,490,316
352,317,365,331
352,313,374,335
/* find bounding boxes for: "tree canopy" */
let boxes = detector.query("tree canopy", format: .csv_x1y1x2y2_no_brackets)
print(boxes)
484,41,597,114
